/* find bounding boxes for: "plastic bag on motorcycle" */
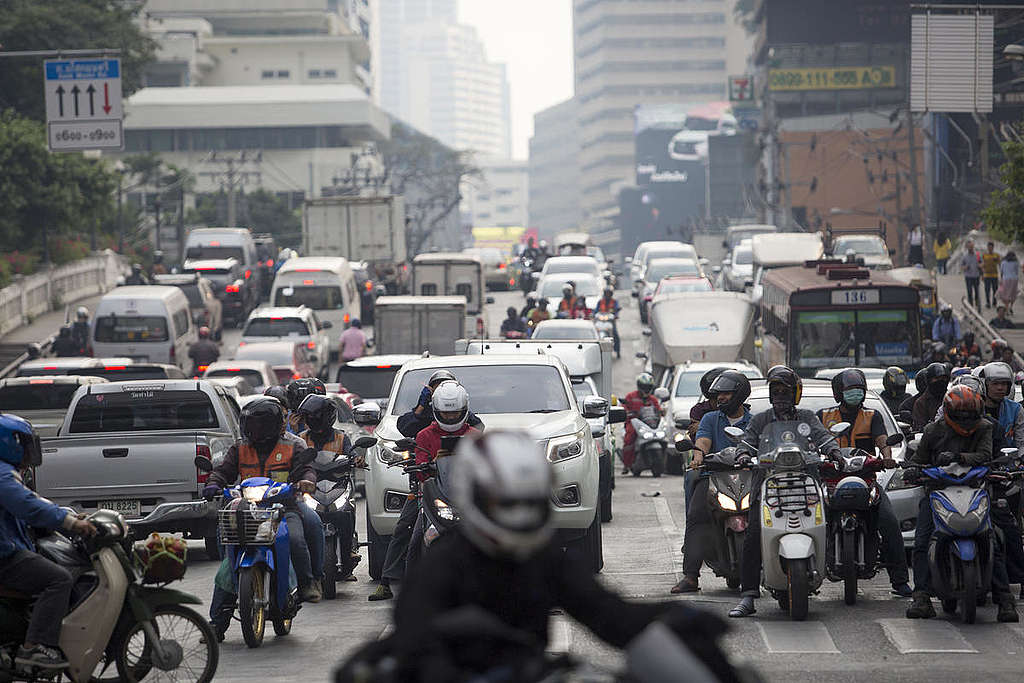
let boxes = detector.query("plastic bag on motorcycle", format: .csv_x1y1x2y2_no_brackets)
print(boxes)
134,533,188,584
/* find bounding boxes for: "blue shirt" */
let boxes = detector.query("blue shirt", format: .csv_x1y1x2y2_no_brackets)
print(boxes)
0,461,68,558
696,408,752,454
932,316,961,343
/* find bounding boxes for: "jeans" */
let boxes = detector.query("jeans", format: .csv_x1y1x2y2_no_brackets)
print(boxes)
382,497,419,583
937,258,948,275
683,468,700,505
0,550,73,646
984,277,999,307
284,510,313,587
682,476,712,577
299,503,325,581
965,277,981,308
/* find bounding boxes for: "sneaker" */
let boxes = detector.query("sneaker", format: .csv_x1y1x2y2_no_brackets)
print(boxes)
300,580,322,603
891,583,913,598
998,597,1020,623
728,597,756,618
368,583,393,601
670,576,700,594
15,645,68,670
905,591,936,619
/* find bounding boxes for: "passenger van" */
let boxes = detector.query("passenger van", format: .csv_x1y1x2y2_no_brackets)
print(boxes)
91,286,197,369
270,257,359,356
183,227,261,295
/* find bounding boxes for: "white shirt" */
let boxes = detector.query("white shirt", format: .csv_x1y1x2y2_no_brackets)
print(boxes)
909,228,923,246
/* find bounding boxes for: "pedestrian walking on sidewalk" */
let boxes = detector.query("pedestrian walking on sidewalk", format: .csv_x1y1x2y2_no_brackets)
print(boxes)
961,239,981,308
909,225,924,266
934,232,952,274
982,241,1002,308
999,251,1020,316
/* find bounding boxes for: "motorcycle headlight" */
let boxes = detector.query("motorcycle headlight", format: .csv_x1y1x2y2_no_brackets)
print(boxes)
740,493,751,510
654,430,666,439
717,492,738,511
302,493,318,511
243,485,270,502
548,431,586,462
435,499,457,521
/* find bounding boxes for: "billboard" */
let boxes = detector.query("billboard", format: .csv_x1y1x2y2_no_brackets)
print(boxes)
910,14,993,113
763,0,910,45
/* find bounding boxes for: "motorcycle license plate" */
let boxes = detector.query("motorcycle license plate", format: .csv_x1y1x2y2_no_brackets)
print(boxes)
99,499,141,518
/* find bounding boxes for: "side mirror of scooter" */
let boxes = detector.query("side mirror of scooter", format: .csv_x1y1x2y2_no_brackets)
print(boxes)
674,436,693,453
395,438,417,453
724,426,745,441
674,416,692,431
607,406,627,424
194,455,214,473
885,432,905,447
829,421,852,436
353,436,377,450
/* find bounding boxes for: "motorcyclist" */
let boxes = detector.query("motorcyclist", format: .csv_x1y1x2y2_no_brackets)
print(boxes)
879,366,909,416
285,378,327,434
51,326,79,357
519,296,536,321
499,306,528,339
263,384,289,406
528,298,550,326
690,367,730,438
904,386,1018,622
991,338,1010,360
204,399,321,640
571,295,591,320
521,237,540,262
673,370,752,594
124,263,149,286
816,369,912,597
957,331,981,363
899,371,928,418
395,369,483,438
729,365,838,618
356,430,741,683
151,250,168,276
596,286,621,358
187,326,219,377
912,362,951,431
0,414,97,671
931,304,960,345
556,283,576,318
296,394,363,582
70,306,90,356
621,373,661,475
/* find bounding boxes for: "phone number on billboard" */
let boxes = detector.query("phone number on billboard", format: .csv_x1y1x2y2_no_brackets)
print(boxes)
768,66,895,91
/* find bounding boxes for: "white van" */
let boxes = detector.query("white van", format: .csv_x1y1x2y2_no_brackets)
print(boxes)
270,257,359,356
183,227,261,294
91,286,197,369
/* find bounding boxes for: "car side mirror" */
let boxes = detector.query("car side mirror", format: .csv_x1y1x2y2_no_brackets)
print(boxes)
885,432,905,446
674,416,692,430
582,396,609,419
194,455,214,472
607,406,626,424
395,437,416,452
654,387,669,401
712,266,722,275
624,257,632,264
353,402,381,426
590,423,606,438
321,321,333,330
674,436,694,453
635,351,648,360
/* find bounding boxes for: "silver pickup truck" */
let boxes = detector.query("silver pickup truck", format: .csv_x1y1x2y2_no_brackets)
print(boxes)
36,380,242,558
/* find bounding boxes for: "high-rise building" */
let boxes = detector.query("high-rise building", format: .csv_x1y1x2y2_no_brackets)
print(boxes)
375,0,457,114
529,97,582,238
572,0,750,224
463,159,529,230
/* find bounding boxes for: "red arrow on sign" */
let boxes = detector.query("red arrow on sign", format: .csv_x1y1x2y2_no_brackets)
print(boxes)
103,83,111,114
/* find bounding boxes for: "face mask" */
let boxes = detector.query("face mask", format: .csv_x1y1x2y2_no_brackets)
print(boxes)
842,389,865,406
929,380,948,397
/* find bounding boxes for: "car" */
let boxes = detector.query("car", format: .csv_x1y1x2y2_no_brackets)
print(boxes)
356,353,609,578
202,359,278,392
635,243,700,289
79,362,188,382
539,256,609,285
830,233,894,270
533,273,603,316
0,375,109,437
16,357,106,377
723,239,754,292
232,340,316,384
463,246,516,291
571,376,620,523
652,275,713,298
182,258,254,326
531,319,600,341
154,273,224,340
239,306,331,379
334,354,418,407
637,258,703,323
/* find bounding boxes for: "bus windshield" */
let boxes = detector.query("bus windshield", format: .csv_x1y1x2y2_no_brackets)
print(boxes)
793,309,919,370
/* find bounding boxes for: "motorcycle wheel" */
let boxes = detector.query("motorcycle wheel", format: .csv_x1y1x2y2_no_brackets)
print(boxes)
115,604,219,683
961,560,978,624
272,595,293,637
650,447,665,478
323,535,338,600
204,534,221,561
942,598,958,615
786,559,810,621
842,530,858,606
238,566,267,648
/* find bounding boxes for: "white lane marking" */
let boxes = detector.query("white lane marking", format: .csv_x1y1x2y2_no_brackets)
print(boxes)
756,621,839,653
377,623,394,640
653,494,685,576
878,619,977,654
548,613,572,654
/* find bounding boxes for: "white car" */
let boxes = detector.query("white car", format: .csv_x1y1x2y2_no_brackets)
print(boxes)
533,273,603,316
539,256,607,282
629,241,693,286
637,258,703,322
532,319,600,341
356,353,608,577
830,234,894,270
202,359,278,393
238,306,331,379
724,238,754,292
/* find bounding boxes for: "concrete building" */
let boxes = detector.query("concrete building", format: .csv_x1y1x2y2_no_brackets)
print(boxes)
375,0,458,113
528,97,582,238
463,160,529,230
572,0,751,225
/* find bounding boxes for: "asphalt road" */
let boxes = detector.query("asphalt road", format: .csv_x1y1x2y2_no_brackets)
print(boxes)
185,292,1024,682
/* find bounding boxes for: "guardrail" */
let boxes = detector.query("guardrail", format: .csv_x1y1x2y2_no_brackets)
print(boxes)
956,295,1024,369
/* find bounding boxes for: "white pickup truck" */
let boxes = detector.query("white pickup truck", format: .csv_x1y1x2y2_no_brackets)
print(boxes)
35,380,242,558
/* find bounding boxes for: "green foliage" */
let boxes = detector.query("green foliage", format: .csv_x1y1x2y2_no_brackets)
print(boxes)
0,0,156,121
982,139,1024,244
188,190,302,248
733,0,759,34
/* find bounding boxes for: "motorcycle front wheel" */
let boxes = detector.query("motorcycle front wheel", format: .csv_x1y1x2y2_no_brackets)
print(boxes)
238,566,267,648
323,533,338,600
786,558,810,621
960,560,978,624
115,604,219,682
842,530,858,606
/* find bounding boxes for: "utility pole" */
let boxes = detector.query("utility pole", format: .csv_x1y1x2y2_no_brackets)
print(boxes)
905,109,923,236
199,152,261,227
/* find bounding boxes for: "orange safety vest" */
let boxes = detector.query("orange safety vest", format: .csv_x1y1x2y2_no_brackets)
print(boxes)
557,297,576,312
597,298,616,313
300,430,347,454
820,407,876,452
237,440,297,484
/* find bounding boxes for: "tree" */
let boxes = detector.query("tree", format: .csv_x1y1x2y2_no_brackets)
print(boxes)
0,0,156,121
733,0,759,34
981,139,1024,243
188,189,301,248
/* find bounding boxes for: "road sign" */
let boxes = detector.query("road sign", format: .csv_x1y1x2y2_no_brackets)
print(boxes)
43,58,123,151
729,75,755,103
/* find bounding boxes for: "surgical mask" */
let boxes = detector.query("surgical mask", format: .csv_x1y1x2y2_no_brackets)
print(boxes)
842,389,865,405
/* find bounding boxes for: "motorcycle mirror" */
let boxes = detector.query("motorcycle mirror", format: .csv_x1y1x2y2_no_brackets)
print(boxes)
829,421,852,436
194,455,214,472
885,432,905,446
674,416,692,430
395,438,416,452
897,420,912,435
724,426,745,440
654,387,670,401
674,436,694,453
607,406,627,424
353,436,377,450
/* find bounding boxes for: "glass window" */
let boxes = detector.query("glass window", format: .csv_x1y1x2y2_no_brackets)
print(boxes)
420,283,438,295
69,390,218,433
173,308,190,338
324,69,337,78
84,367,181,381
336,365,401,399
532,324,600,340
454,284,473,301
674,368,762,398
392,365,571,415
94,316,169,343
733,247,753,265
657,279,712,295
178,284,204,307
277,70,290,78
185,245,244,262
273,286,343,310
832,237,887,255
244,317,310,337
261,70,275,79
857,310,918,367
794,311,856,369
308,69,321,78
540,277,600,297
206,368,267,388
793,309,918,370
0,384,81,410
645,260,699,282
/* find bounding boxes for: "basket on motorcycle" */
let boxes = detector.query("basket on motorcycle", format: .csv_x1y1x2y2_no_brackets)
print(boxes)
218,506,279,545
829,481,871,511
133,533,188,584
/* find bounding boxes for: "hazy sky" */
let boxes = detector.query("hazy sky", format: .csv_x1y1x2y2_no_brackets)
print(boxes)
458,0,574,160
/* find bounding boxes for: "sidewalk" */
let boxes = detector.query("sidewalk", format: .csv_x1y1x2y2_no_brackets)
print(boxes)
0,294,104,346
936,273,1024,352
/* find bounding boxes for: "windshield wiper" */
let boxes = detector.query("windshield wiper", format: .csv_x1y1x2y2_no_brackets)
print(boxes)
527,409,560,413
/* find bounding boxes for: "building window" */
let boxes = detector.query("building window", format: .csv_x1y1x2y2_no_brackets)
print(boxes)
261,70,275,79
277,70,290,78
477,212,491,220
308,69,321,78
323,69,337,78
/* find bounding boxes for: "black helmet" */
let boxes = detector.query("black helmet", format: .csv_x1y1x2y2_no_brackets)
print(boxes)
263,385,289,406
427,369,457,389
507,306,518,318
914,371,928,394
241,398,285,449
636,372,655,395
285,378,326,411
766,365,802,409
831,368,867,405
709,370,751,415
923,361,951,397
882,366,908,396
296,394,337,434
699,367,730,399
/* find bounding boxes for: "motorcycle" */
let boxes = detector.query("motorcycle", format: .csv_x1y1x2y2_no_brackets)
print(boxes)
699,445,754,590
630,413,669,477
0,510,218,683
593,311,615,340
303,436,376,600
392,436,463,551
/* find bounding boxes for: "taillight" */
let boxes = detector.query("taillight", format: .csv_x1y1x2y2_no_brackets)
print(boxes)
169,345,176,362
292,372,302,379
245,269,252,279
364,280,373,292
498,263,506,270
225,284,240,293
307,341,316,350
267,259,274,267
196,444,212,489
198,364,209,373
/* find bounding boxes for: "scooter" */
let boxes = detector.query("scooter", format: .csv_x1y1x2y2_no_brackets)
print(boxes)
303,436,376,600
630,414,669,477
0,510,218,683
594,311,614,340
699,446,754,590
391,436,463,552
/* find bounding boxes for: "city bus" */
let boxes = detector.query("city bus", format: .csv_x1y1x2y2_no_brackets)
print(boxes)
755,260,923,377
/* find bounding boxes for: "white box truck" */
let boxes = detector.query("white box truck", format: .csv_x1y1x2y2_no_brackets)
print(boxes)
372,296,466,355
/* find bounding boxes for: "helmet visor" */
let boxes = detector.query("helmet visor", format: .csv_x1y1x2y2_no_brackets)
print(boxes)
485,496,551,532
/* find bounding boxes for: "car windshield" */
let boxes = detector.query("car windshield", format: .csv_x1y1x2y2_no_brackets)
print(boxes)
392,365,571,415
464,248,503,265
733,247,753,265
178,284,204,307
83,367,178,381
540,277,600,297
646,260,698,282
793,309,920,370
657,279,711,294
244,317,309,337
833,237,887,255
532,323,599,340
644,249,692,267
0,383,81,410
571,380,597,406
546,259,597,275
274,286,343,310
336,365,401,399
186,245,245,262
94,316,169,343
675,368,762,398
206,368,267,388
69,390,219,433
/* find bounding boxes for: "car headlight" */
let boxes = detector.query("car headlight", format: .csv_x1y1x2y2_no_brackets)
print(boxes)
435,499,457,521
717,492,738,511
377,440,405,464
740,493,751,510
243,485,269,502
302,493,318,511
548,430,587,462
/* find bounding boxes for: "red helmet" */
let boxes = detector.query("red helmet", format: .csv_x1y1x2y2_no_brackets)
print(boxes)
943,385,984,437
198,326,211,339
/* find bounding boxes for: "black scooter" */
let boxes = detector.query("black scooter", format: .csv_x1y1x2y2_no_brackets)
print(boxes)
698,445,754,590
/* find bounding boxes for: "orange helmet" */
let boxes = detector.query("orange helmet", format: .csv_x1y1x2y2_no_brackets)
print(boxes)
943,385,984,436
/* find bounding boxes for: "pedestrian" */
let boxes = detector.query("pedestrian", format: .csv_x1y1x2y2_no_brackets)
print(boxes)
991,303,1016,330
982,241,1002,309
338,318,367,363
908,224,924,266
960,239,981,308
999,251,1020,316
933,232,952,274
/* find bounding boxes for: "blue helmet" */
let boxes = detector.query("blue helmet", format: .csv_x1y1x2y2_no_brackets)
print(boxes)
0,414,41,468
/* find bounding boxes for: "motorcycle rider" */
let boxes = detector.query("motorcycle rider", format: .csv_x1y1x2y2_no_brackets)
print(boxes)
70,306,90,356
51,326,79,357
673,370,752,594
571,295,591,320
285,378,327,434
0,414,97,671
900,371,928,417
556,283,576,318
359,430,742,683
729,365,838,618
879,366,909,416
596,286,621,358
912,362,951,431
816,369,912,597
263,384,289,406
499,306,528,338
187,326,219,377
519,296,536,321
528,298,551,326
395,369,483,438
932,304,961,346
904,386,1018,622
204,399,322,640
957,331,981,363
621,373,662,475
124,262,149,286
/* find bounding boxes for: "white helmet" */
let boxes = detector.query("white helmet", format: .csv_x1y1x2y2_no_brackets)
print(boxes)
431,380,469,433
76,306,89,321
980,361,1015,401
450,430,554,561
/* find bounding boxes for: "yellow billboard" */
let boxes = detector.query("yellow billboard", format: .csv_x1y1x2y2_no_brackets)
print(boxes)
472,226,525,252
768,66,895,91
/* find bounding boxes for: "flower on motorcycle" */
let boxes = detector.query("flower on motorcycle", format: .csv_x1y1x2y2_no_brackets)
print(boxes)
243,485,270,502
434,498,457,521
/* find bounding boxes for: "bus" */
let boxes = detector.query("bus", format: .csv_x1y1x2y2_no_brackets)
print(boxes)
756,260,923,377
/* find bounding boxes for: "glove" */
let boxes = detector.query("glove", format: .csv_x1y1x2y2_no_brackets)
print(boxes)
202,484,221,500
903,467,921,483
297,480,315,494
417,387,432,408
70,518,97,538
937,451,958,466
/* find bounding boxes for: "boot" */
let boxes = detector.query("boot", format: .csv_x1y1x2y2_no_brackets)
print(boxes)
300,579,322,603
905,591,936,619
997,595,1020,623
368,582,393,601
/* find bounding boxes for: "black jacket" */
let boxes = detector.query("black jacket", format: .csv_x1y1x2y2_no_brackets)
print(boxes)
911,418,993,468
879,389,906,418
